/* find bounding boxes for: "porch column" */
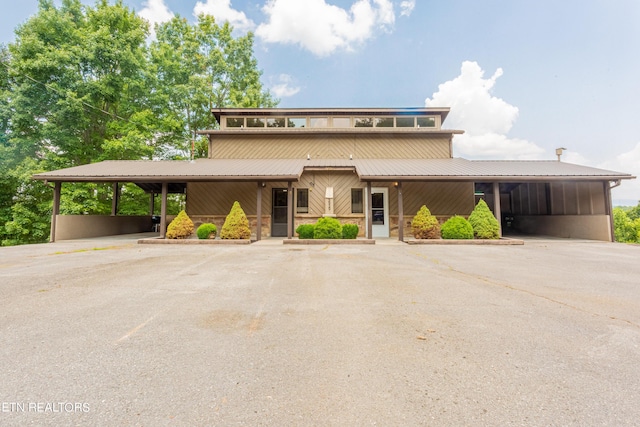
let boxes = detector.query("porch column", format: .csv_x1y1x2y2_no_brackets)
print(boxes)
287,181,293,239
111,182,120,216
256,182,263,241
397,182,404,242
493,181,502,237
367,181,373,239
160,182,168,238
604,181,614,242
49,181,61,243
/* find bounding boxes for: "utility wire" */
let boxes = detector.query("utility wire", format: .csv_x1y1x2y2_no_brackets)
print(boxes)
0,59,138,127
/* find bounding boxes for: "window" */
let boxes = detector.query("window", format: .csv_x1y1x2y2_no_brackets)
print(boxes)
267,118,286,128
246,117,265,128
332,117,351,128
374,117,394,127
296,188,309,213
354,117,374,127
351,188,363,213
287,117,306,128
396,117,414,127
310,117,328,128
417,117,436,128
226,117,244,128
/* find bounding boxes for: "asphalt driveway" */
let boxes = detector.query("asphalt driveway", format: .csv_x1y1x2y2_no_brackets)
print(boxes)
1,236,639,426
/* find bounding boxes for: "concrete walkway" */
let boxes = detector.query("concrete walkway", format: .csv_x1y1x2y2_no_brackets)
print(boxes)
1,237,639,425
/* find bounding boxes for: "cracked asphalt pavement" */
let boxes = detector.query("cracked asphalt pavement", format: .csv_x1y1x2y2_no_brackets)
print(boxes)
1,236,639,426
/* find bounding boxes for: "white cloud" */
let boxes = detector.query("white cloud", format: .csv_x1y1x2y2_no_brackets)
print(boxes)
256,0,395,57
193,0,255,32
400,0,415,17
270,74,301,98
598,142,640,203
138,0,174,39
426,61,545,160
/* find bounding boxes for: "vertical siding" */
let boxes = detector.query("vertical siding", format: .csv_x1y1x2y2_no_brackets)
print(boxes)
210,133,451,159
402,182,475,216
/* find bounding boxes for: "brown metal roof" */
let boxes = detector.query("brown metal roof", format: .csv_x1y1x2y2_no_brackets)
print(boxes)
33,158,634,184
354,159,635,181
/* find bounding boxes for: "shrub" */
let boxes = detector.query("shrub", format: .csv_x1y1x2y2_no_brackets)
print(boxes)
341,223,359,239
196,223,217,239
441,216,473,239
468,199,500,239
296,224,315,239
313,217,342,239
411,205,440,239
220,201,251,239
166,210,194,239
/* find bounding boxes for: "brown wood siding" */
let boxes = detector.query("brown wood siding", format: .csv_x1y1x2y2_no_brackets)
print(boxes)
401,182,475,216
295,171,363,216
209,133,451,159
187,182,258,215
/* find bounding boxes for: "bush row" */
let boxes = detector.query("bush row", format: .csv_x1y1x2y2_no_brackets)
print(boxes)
166,201,251,240
411,199,500,240
296,218,360,239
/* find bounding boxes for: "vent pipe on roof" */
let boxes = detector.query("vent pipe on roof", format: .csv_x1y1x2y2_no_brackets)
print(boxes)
555,147,567,161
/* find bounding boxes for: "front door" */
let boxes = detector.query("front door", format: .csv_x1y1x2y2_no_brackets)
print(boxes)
371,187,389,238
272,188,288,237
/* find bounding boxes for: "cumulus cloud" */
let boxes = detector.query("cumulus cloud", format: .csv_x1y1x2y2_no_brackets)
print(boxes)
269,74,301,98
138,0,174,39
599,142,640,203
400,0,415,17
426,61,545,160
193,0,255,31
256,0,395,57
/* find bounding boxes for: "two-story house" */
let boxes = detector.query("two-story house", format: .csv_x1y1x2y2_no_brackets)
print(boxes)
35,107,634,242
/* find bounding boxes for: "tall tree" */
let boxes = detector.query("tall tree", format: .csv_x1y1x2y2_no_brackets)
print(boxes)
149,15,276,159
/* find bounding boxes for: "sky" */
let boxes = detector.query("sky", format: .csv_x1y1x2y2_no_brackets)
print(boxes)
1,0,640,204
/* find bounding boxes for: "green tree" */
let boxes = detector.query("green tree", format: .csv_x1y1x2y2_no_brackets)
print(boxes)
411,205,440,239
2,0,153,244
613,207,638,243
149,15,276,159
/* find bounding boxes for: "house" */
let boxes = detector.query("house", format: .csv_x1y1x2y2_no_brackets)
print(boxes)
34,107,635,242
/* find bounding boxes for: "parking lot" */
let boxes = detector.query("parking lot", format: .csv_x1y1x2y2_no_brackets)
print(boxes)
1,236,639,426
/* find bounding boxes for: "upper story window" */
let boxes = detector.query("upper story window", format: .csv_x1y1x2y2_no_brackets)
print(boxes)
246,117,265,128
287,117,306,128
224,114,439,129
375,117,394,127
332,117,351,128
310,117,328,128
417,117,436,128
354,117,374,127
267,118,286,128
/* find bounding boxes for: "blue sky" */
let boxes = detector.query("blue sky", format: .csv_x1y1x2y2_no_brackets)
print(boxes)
1,0,640,203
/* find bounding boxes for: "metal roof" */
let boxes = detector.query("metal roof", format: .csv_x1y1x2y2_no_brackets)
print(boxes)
33,158,634,185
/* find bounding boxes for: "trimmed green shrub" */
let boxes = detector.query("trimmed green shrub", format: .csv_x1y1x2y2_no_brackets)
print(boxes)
220,201,251,239
313,217,342,239
166,210,194,239
296,224,315,239
342,223,359,239
196,223,217,239
441,216,473,239
468,199,500,239
411,205,440,239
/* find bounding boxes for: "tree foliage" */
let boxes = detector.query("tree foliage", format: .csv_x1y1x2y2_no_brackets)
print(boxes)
613,207,640,243
0,1,276,245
